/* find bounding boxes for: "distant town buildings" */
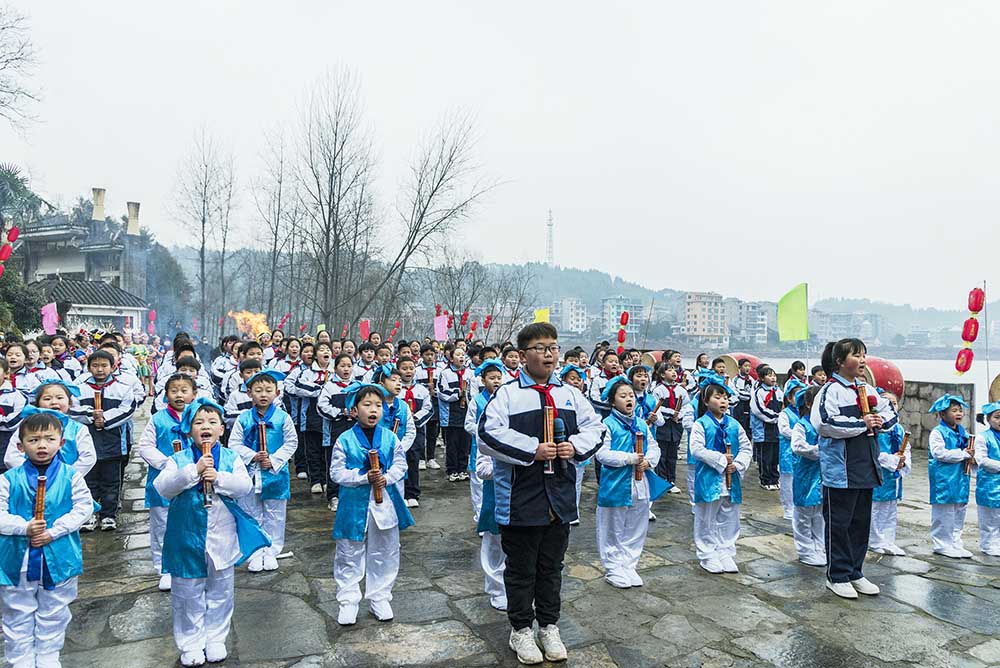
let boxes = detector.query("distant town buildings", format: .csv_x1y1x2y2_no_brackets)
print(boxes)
550,298,588,334
601,296,642,337
684,292,728,348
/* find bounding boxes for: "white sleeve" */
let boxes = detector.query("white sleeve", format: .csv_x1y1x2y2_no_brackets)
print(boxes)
214,454,253,499
595,428,638,467
778,412,794,440
384,439,408,486
72,428,96,477
790,422,819,460
644,429,661,468
152,459,201,500
975,434,1000,473
464,400,479,439
269,418,300,471
733,425,753,475
689,422,727,473
329,440,369,486
0,477,27,536
475,450,494,480
812,384,866,439
928,429,970,463
137,421,169,471
400,407,416,453
3,435,24,471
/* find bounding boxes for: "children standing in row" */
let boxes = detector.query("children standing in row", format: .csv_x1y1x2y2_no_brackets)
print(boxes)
926,394,974,558
750,366,782,491
777,380,805,520
975,402,1000,556
437,348,471,483
790,386,826,566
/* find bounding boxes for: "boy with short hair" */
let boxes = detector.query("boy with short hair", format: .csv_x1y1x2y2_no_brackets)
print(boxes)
221,342,264,404
415,345,443,471
438,347,471,482
0,413,93,668
354,344,377,383
588,351,621,420
153,356,213,414
223,359,264,432
478,323,604,665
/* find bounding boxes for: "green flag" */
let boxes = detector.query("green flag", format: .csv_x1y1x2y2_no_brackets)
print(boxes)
777,283,809,341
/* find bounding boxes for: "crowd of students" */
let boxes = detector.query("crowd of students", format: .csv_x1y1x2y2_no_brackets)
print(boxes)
0,325,998,666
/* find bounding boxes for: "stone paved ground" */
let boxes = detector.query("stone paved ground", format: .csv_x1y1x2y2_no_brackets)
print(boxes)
59,415,1000,668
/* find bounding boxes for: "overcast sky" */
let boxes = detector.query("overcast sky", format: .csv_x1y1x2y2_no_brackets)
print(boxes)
4,1,998,309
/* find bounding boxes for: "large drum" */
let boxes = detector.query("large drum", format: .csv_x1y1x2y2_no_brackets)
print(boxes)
720,353,764,381
861,356,904,398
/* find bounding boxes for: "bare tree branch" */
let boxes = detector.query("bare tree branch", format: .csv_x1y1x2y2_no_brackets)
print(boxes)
0,6,38,128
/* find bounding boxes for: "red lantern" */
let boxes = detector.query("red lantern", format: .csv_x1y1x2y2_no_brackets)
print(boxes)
461,311,469,326
394,321,401,329
484,315,493,329
447,317,454,328
147,322,155,335
962,318,980,343
443,310,449,316
0,265,6,279
435,304,442,316
470,321,478,332
6,227,19,243
148,310,157,322
617,346,625,355
617,329,627,343
0,245,11,261
956,348,974,374
620,311,629,327
466,331,474,341
192,318,199,333
342,324,349,338
969,288,986,314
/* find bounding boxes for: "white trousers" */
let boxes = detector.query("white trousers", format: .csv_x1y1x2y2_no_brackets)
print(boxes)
596,499,651,579
238,495,287,558
693,498,741,562
779,473,794,519
978,505,1000,555
869,500,899,551
335,522,400,606
687,465,696,513
149,506,169,571
575,465,585,512
171,562,234,654
792,504,825,560
480,532,506,601
931,503,967,552
1,573,77,667
470,472,483,524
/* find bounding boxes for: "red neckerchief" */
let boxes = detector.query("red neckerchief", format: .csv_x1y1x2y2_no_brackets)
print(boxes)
763,386,777,405
454,366,465,382
335,380,349,388
287,359,301,370
530,383,558,418
27,366,43,374
166,406,183,423
403,385,417,412
315,367,329,384
602,369,615,380
665,383,677,409
506,366,520,380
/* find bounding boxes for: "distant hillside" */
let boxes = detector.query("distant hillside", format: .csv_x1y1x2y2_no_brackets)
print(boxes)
525,263,686,314
811,297,977,333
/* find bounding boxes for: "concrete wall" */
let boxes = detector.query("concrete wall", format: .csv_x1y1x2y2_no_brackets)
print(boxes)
898,380,976,450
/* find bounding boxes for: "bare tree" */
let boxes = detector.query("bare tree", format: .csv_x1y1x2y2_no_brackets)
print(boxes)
483,264,537,344
0,6,37,127
421,250,492,339
254,132,294,322
215,152,237,338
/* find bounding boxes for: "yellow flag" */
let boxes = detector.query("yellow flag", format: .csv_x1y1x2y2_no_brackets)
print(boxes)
533,308,550,323
777,283,809,341
316,324,327,333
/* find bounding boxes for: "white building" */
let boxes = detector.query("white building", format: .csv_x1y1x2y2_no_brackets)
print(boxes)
602,296,642,337
724,298,768,347
550,298,588,334
684,291,728,348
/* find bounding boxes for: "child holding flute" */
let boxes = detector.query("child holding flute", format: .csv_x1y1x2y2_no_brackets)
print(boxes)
329,383,412,627
927,393,974,558
230,370,299,574
652,363,687,494
478,323,604,666
791,386,826,566
137,373,198,592
0,412,94,668
154,397,268,667
869,391,911,556
812,338,898,599
594,376,668,588
689,377,752,574
974,402,1000,556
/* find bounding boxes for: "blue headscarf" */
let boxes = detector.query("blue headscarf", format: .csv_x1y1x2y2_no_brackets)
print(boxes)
600,374,631,403
475,359,505,377
929,394,968,414
244,369,286,389
785,378,806,405
180,397,226,435
342,382,389,411
982,401,1000,418
698,371,735,396
31,379,81,399
20,405,70,428
370,364,398,384
559,364,586,381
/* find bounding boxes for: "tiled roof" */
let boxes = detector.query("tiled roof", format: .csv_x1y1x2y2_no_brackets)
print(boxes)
30,278,147,309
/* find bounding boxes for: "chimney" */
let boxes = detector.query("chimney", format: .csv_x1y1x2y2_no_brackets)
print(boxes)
126,201,140,235
92,187,106,221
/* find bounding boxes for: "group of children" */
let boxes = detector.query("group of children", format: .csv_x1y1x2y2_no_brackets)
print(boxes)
4,326,1000,666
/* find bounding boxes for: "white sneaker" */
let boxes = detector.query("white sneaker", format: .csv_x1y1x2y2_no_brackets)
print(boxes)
489,594,508,611
369,599,393,621
81,516,98,532
337,604,358,626
537,624,568,662
248,554,264,573
35,653,61,668
957,547,974,558
180,650,206,667
605,571,632,588
667,485,682,494
826,579,859,599
850,577,880,595
569,519,580,526
934,547,965,559
721,556,739,573
205,643,227,663
427,459,441,470
296,471,308,480
405,498,419,508
648,511,657,522
799,554,827,567
886,545,906,556
262,555,279,571
699,559,725,574
310,483,323,494
448,473,459,482
508,627,543,665
627,569,644,587
100,517,117,531
418,459,427,470
158,573,172,591
328,497,339,512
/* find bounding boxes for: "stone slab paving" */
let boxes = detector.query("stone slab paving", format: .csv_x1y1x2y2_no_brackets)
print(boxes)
52,416,1000,667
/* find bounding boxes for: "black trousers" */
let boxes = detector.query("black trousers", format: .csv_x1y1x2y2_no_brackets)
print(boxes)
86,458,122,519
500,522,571,630
823,486,873,583
654,437,680,484
405,429,425,499
442,426,470,475
425,419,440,461
294,429,309,475
303,431,327,487
757,441,779,486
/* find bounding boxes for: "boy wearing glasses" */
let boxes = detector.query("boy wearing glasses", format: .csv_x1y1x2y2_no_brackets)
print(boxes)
477,323,604,665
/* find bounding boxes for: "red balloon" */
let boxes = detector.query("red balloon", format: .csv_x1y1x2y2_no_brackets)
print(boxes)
0,245,11,261
148,310,157,321
6,227,19,243
956,348,974,374
620,311,629,326
617,329,627,343
962,317,980,343
969,287,986,314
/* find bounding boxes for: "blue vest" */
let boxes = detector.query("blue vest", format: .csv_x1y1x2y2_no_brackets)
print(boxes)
59,420,83,467
778,407,799,474
468,392,490,473
976,430,1000,509
792,418,822,507
145,408,185,508
161,446,271,578
0,458,82,586
693,413,743,504
873,424,905,502
332,425,414,543
597,413,669,507
635,392,658,421
237,406,292,500
928,422,970,505
476,478,500,535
